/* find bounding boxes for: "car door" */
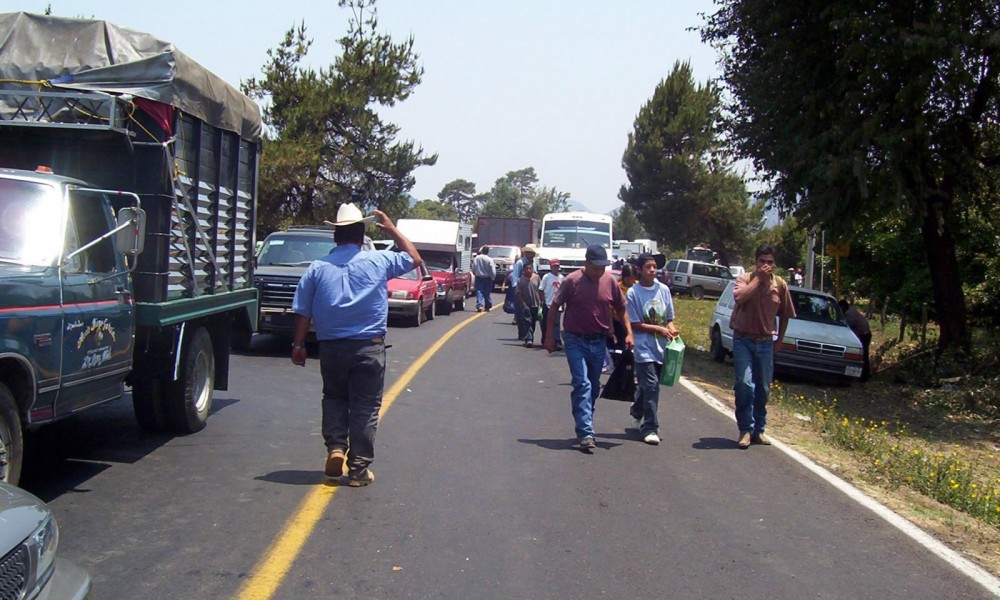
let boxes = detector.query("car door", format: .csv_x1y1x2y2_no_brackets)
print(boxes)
57,189,135,417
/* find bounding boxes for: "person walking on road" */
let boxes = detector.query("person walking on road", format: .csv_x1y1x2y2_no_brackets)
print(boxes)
471,245,497,312
511,245,537,333
290,203,422,486
539,259,564,350
545,245,634,453
839,298,872,382
516,262,543,347
626,254,679,445
729,243,795,449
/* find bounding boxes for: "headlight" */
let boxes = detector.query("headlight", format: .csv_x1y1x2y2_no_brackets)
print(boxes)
390,290,408,299
29,514,60,589
436,284,445,293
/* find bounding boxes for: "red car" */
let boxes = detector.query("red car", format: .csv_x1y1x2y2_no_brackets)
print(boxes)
387,263,437,326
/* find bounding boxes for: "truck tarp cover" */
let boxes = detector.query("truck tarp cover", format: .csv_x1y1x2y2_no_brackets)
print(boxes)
0,12,261,141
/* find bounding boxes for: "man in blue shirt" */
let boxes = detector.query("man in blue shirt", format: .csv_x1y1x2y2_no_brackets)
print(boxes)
291,203,421,487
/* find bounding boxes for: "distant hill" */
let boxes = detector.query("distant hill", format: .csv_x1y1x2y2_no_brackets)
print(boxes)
564,199,591,213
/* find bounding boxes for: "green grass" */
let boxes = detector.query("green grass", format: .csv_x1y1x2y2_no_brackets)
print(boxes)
673,296,714,352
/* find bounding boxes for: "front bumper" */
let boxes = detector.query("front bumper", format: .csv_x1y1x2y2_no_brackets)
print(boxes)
388,298,421,317
37,558,92,600
775,349,862,379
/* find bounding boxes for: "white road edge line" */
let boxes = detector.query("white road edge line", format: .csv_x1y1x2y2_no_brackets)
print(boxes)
679,376,1000,598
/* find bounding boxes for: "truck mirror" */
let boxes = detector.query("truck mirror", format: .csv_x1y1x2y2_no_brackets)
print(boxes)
116,207,146,257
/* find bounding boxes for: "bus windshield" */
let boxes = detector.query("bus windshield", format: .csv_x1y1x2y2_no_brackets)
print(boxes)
541,219,611,249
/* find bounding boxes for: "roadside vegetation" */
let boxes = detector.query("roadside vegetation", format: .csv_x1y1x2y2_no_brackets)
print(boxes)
675,296,1000,575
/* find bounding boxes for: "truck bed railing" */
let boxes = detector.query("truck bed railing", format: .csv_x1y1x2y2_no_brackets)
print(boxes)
0,89,127,132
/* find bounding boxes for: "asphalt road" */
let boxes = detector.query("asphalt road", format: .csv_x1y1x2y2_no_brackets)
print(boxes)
17,294,998,599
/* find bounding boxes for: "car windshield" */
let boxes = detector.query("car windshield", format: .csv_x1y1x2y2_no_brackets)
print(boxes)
0,178,63,266
791,290,848,325
422,251,453,272
397,265,426,280
542,220,612,249
258,235,335,265
487,247,516,259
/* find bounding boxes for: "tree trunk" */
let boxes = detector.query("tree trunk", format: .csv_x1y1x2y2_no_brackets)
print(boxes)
920,199,970,354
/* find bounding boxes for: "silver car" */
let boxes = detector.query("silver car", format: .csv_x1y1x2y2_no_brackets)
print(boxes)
709,282,864,382
0,482,92,600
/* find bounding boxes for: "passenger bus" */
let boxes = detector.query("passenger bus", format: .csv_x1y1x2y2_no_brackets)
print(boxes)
536,211,613,272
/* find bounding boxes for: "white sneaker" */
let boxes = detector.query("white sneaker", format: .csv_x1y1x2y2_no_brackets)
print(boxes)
643,432,660,445
630,417,642,431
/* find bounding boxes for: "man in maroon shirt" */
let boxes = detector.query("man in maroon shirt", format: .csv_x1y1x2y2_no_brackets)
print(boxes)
729,243,795,448
545,245,634,452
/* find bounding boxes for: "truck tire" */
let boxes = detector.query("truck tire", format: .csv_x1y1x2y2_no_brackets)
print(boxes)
0,383,23,485
710,327,727,363
690,286,705,300
132,378,169,432
166,327,214,433
438,294,452,316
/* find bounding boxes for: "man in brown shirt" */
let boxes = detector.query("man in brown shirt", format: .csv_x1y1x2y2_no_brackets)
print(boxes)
730,243,795,448
545,245,634,452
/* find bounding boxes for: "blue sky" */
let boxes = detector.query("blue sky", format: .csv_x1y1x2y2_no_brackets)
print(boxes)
13,1,721,215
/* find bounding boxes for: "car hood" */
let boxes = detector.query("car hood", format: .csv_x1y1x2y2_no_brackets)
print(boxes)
387,278,422,292
0,482,49,552
784,319,861,349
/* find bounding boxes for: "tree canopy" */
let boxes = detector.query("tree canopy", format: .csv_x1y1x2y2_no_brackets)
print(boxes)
476,167,570,221
243,0,436,234
407,199,459,221
701,0,1000,351
619,61,761,267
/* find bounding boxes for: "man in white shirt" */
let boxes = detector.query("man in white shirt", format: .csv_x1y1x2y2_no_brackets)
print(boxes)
471,246,497,312
539,259,565,350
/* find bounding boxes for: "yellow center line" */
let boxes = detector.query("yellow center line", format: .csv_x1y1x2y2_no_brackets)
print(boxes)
234,311,487,600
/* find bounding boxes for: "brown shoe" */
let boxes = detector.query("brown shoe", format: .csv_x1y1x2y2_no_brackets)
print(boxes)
751,433,772,446
347,469,375,487
737,432,752,449
324,449,346,478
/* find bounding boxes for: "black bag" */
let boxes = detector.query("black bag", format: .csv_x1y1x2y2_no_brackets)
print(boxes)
600,349,636,402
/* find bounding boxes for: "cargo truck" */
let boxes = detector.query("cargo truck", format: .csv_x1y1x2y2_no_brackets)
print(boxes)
0,12,260,484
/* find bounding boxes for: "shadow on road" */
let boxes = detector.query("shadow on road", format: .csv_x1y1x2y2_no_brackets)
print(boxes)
254,470,328,486
20,394,242,502
691,436,742,450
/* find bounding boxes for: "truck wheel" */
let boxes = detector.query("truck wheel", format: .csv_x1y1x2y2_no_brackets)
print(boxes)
710,327,726,363
438,294,452,316
0,383,23,485
690,286,705,300
425,298,436,321
132,378,168,432
166,327,214,433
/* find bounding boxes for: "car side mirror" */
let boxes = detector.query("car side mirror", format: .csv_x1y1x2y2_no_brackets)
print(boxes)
422,274,434,281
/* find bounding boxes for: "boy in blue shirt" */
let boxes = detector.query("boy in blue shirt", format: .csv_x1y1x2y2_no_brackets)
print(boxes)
626,254,679,445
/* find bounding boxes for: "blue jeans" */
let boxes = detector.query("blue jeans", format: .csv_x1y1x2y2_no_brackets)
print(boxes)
732,334,774,434
563,332,606,440
630,361,661,435
474,277,493,310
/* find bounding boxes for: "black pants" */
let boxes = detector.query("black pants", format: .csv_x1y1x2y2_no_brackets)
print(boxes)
859,332,872,381
318,338,386,478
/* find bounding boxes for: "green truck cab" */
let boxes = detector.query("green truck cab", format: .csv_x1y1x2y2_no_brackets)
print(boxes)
0,12,261,485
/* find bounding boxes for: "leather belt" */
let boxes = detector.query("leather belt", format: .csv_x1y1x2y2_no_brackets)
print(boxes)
565,331,607,341
735,332,772,342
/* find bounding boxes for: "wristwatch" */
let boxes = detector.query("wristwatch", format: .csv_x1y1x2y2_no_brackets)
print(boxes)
292,343,305,350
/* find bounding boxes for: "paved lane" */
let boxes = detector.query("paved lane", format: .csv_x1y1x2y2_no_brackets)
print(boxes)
18,296,997,599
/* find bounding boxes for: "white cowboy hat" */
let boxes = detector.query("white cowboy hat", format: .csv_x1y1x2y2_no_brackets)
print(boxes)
324,203,375,227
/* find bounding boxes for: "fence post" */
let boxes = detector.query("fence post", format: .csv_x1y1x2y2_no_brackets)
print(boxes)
881,296,890,325
898,313,907,342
